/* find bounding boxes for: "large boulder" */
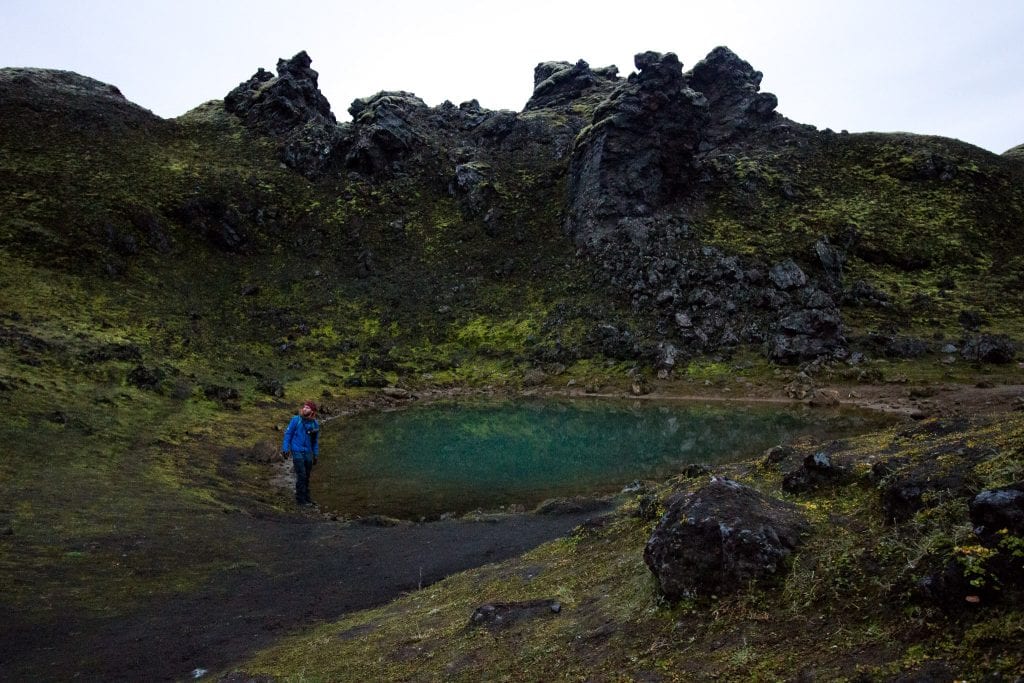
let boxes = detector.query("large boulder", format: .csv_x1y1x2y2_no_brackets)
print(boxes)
782,450,852,493
643,478,809,599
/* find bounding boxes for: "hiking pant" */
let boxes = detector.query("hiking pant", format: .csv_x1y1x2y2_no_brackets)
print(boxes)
292,454,315,504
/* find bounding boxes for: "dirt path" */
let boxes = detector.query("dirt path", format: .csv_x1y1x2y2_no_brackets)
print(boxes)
0,507,608,681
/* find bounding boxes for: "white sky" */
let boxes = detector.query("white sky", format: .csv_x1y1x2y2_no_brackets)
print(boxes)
2,0,1022,153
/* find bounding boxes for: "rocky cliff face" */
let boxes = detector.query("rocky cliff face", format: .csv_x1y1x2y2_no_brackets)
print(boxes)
3,45,1020,375
165,46,1024,365
562,49,844,362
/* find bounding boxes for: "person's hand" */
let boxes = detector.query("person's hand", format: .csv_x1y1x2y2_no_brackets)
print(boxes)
313,456,318,466
280,450,289,460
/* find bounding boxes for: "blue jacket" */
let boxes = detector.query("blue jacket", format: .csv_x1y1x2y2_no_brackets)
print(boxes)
282,415,320,458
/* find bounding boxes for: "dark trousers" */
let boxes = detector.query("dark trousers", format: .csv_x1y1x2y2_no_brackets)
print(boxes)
293,454,314,504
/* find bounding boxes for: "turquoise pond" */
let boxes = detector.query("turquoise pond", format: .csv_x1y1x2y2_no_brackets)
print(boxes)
314,398,890,519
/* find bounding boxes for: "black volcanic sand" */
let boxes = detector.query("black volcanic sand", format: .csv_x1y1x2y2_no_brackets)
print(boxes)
0,507,607,681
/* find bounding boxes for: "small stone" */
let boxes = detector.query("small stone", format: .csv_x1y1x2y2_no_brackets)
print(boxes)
762,445,795,466
808,388,840,407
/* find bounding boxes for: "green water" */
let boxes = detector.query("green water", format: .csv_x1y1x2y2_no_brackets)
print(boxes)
314,398,887,519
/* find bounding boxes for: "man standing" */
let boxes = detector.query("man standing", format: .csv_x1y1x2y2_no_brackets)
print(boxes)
282,400,320,506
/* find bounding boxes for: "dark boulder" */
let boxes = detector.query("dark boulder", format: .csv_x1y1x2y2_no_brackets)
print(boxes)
224,51,340,177
768,259,807,290
814,237,846,292
782,451,853,493
469,599,561,630
957,309,988,331
969,483,1024,545
174,198,247,252
255,377,285,398
524,60,619,111
643,477,809,599
960,334,1016,364
766,308,845,364
127,364,165,391
762,444,796,467
854,333,931,359
449,161,496,216
203,384,240,402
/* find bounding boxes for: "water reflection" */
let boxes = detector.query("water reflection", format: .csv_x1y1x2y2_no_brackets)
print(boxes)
315,398,887,519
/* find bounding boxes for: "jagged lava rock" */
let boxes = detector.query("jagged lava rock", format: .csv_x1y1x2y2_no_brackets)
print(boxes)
561,48,845,363
566,51,708,244
224,51,340,177
644,477,809,599
524,59,619,111
688,45,780,142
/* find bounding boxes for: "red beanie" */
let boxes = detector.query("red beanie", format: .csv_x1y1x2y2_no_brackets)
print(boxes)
302,400,318,417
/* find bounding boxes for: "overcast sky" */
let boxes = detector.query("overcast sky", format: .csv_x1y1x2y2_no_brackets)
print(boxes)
2,0,1022,153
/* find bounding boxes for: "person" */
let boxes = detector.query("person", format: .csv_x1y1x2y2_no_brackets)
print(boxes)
281,400,320,506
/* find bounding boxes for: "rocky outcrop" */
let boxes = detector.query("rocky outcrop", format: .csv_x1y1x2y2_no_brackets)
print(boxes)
561,49,844,363
566,51,708,244
0,67,165,133
339,91,428,175
224,51,340,177
687,46,780,143
644,477,808,599
524,60,619,111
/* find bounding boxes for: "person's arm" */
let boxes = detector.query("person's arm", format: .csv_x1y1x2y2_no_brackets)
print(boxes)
312,420,320,460
281,416,297,456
